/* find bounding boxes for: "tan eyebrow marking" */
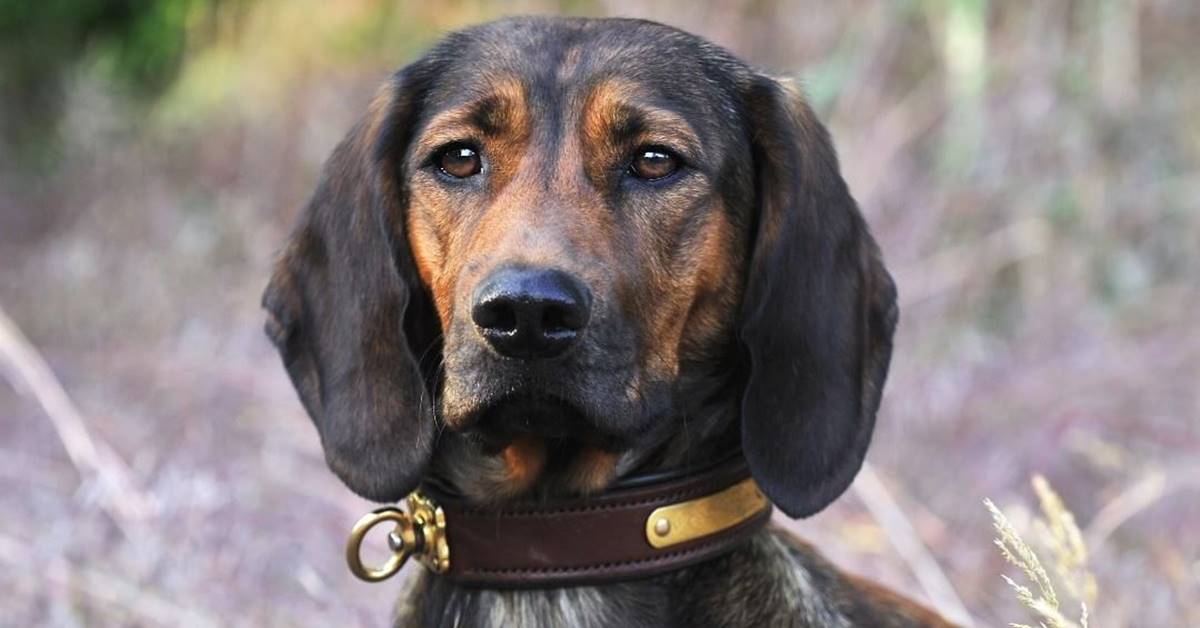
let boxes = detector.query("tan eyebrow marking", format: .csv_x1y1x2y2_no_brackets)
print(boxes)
581,79,704,161
416,76,531,155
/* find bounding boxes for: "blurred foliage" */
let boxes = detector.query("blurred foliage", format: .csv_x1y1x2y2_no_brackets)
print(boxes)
0,0,223,162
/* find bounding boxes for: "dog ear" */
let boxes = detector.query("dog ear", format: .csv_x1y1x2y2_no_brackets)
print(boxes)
262,67,440,503
738,75,899,518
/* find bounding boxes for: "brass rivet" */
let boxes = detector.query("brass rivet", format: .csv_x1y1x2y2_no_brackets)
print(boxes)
654,517,671,536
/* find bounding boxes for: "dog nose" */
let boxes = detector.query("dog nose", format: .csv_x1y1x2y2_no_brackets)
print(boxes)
471,268,591,360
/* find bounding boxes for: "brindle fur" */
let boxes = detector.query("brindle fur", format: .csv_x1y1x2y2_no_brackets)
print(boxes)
264,16,952,627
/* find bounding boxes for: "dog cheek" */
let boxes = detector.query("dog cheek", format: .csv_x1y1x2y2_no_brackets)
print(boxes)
436,323,491,429
666,206,743,365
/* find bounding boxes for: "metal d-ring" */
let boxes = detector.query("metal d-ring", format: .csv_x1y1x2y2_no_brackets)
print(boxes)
345,493,450,583
345,507,418,582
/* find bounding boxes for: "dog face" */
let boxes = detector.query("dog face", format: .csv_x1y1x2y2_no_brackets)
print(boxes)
263,17,897,517
402,23,759,498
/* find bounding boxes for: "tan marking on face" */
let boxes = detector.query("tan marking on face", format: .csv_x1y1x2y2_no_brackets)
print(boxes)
579,79,635,145
406,187,455,326
435,434,548,504
579,79,703,184
501,435,548,495
634,202,741,380
564,447,620,494
675,202,743,359
415,76,530,150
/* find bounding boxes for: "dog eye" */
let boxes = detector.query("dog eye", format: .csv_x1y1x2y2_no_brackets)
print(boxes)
628,147,680,181
436,144,482,179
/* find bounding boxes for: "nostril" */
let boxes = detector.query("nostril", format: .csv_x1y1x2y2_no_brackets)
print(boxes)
541,304,570,335
473,299,517,334
542,301,585,335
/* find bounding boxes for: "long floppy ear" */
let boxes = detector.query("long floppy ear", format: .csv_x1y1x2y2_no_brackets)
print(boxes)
739,75,899,518
261,67,439,503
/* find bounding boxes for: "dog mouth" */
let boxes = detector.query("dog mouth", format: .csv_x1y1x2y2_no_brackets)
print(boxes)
466,395,624,457
439,387,645,499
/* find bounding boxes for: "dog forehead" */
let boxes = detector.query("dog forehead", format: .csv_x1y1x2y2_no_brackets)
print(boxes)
417,17,747,135
435,17,712,76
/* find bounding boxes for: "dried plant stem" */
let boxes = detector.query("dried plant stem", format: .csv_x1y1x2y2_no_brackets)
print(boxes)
0,304,153,528
986,475,1095,628
1084,468,1179,551
853,462,976,626
1032,476,1097,605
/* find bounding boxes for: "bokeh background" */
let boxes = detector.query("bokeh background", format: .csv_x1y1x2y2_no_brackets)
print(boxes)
2,1,1197,626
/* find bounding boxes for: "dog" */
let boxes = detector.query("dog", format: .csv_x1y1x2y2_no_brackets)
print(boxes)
263,16,954,628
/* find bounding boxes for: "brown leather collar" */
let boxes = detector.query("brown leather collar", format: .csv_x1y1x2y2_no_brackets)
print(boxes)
433,456,771,587
346,456,772,588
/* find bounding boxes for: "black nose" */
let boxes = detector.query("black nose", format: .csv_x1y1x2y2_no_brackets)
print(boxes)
471,268,592,360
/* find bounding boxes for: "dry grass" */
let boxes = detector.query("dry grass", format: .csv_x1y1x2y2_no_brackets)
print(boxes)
986,475,1097,628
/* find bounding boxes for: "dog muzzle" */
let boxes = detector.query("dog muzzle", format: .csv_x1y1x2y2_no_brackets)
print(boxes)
345,455,772,588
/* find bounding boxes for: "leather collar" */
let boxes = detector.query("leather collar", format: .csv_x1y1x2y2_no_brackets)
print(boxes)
346,455,773,588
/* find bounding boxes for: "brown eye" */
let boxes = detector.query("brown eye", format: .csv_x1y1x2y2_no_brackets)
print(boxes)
436,144,482,178
629,147,680,181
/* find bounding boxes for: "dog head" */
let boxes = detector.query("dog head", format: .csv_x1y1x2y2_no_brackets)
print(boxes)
263,17,897,518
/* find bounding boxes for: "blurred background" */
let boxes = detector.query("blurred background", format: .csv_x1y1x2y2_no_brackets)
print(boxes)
1,1,1197,626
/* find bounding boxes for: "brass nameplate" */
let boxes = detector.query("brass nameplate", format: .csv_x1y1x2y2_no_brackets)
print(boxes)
644,477,769,549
